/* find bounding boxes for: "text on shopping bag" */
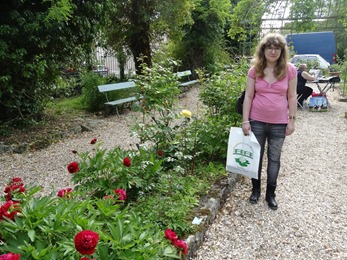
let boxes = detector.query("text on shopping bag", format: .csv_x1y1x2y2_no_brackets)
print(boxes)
226,127,260,179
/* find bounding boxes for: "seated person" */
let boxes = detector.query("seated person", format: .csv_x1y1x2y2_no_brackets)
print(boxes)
297,64,314,107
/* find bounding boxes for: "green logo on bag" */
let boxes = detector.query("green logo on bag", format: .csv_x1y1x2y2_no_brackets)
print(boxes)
233,143,253,167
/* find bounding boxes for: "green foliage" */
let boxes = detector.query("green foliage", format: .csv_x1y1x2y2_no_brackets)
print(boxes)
228,0,265,55
131,58,180,146
0,187,178,259
135,57,181,113
170,0,232,73
71,143,164,201
195,59,249,161
0,0,106,123
131,57,200,173
45,96,87,116
131,162,227,237
288,0,317,31
103,0,194,73
51,76,81,99
80,72,107,112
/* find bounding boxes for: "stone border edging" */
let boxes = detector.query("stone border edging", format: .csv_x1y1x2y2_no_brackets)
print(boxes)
184,173,240,259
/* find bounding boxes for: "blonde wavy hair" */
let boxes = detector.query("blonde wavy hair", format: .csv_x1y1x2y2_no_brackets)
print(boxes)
252,33,290,80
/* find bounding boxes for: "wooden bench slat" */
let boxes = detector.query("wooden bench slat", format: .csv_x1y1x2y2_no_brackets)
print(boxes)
97,81,140,116
177,70,192,77
179,80,198,87
104,96,142,106
98,81,136,92
177,70,198,88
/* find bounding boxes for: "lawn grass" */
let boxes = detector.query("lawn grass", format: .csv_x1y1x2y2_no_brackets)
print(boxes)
45,96,87,116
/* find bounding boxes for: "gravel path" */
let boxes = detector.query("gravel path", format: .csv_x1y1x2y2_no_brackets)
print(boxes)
0,88,201,196
192,83,347,260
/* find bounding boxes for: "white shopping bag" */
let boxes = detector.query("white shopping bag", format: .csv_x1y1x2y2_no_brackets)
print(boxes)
226,127,260,179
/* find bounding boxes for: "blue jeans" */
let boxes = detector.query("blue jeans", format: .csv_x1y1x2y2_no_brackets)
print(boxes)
250,120,287,186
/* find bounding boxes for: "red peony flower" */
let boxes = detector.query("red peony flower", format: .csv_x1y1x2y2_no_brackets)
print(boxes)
74,230,99,255
4,194,12,201
123,157,131,167
90,138,97,144
114,189,127,201
68,162,79,174
57,188,72,198
158,150,163,156
172,239,188,255
4,178,25,196
11,178,22,183
164,228,178,241
0,201,21,221
0,252,21,260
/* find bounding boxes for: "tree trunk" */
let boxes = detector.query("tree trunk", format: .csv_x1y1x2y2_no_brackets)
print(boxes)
129,1,153,74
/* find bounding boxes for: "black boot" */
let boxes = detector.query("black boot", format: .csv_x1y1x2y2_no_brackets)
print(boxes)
266,184,278,210
249,179,261,204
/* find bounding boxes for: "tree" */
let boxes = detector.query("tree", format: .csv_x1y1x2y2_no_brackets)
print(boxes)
227,0,269,56
170,0,232,73
102,0,194,74
0,0,106,122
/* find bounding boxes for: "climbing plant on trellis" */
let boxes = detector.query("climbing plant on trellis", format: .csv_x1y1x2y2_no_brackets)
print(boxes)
228,0,347,57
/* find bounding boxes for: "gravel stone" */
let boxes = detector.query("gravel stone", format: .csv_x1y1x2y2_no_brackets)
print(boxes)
191,83,347,260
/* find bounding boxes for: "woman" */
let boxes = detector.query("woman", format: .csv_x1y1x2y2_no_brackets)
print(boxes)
242,33,297,210
297,64,314,107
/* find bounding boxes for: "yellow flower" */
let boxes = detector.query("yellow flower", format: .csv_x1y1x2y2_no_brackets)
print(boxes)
180,109,192,118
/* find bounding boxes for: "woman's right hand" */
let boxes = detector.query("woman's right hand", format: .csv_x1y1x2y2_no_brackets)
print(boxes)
242,122,251,136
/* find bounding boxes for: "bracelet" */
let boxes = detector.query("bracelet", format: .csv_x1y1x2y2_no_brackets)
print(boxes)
289,116,296,120
242,121,250,124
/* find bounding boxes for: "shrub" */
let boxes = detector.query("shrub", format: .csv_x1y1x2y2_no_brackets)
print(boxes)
70,141,164,201
80,72,107,112
195,59,249,162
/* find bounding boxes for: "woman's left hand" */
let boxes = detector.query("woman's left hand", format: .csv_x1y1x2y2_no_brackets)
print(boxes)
286,121,295,136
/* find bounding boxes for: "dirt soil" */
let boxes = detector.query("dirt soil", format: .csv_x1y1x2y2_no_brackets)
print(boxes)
0,110,100,149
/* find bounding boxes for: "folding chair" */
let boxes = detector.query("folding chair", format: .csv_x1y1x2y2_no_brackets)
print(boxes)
297,93,304,108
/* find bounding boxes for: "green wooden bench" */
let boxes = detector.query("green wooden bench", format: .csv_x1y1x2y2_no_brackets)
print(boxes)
177,70,198,88
97,81,141,116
